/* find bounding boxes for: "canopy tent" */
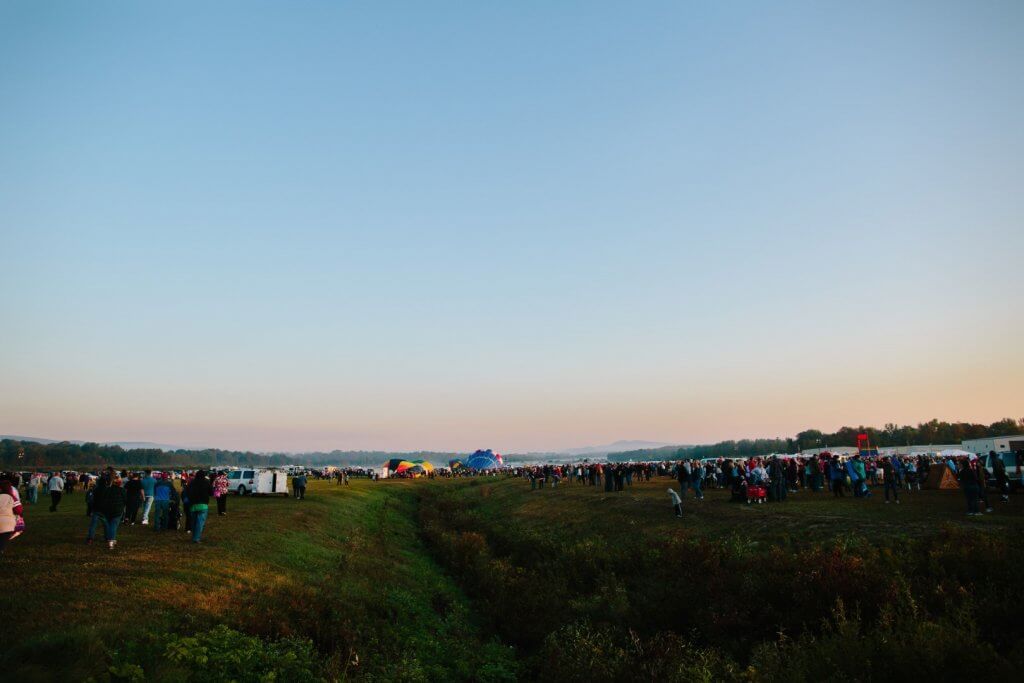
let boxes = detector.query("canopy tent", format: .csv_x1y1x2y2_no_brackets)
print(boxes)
939,449,973,457
924,465,960,489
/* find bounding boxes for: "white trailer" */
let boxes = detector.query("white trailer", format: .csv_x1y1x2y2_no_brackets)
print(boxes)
255,470,289,495
227,468,289,496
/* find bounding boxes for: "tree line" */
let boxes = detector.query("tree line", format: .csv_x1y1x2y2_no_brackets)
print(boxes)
608,417,1024,461
2,417,1021,469
0,440,457,470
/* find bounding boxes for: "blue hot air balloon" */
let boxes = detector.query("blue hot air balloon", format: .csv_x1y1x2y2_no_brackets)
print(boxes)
464,449,501,471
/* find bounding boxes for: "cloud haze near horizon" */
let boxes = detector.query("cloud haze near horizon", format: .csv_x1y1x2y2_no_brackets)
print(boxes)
2,2,1022,453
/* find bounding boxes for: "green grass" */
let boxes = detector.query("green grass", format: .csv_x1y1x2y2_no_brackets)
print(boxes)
0,480,516,682
415,476,1024,681
4,475,1024,681
447,475,1024,545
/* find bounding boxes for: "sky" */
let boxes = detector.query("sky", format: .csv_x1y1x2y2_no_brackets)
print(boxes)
1,1,1022,453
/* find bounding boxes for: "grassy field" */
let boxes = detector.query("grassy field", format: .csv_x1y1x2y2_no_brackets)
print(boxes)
3,476,1024,681
1,480,516,682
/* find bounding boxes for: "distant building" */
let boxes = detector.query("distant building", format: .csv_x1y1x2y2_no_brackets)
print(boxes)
962,435,1024,455
800,446,858,457
881,444,960,456
802,445,964,457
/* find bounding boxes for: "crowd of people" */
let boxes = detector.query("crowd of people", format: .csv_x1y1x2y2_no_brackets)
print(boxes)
509,451,1018,517
0,467,240,553
1,465,376,556
1,451,1018,556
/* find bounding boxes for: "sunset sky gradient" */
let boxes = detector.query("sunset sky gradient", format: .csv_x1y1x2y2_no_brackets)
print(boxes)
2,2,1022,452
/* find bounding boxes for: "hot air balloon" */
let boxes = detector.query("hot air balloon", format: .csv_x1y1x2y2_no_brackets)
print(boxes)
464,449,501,471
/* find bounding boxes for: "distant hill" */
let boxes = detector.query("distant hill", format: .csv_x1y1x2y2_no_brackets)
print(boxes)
559,440,682,457
1,435,68,445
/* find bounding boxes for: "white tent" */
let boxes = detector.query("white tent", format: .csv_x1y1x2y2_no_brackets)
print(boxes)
939,449,972,457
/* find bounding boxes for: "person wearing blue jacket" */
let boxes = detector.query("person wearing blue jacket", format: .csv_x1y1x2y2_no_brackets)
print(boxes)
153,475,173,531
140,470,157,525
829,457,846,497
690,461,705,501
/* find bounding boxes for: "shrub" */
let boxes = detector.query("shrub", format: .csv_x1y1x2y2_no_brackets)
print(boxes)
164,624,324,682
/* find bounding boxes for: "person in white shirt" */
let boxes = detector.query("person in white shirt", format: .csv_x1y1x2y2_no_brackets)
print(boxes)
26,472,42,504
47,472,65,512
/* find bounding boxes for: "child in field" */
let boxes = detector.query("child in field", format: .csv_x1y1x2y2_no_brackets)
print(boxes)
667,488,682,517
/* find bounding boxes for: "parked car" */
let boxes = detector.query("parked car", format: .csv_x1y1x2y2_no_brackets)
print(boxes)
225,468,289,496
226,469,257,495
984,451,1024,490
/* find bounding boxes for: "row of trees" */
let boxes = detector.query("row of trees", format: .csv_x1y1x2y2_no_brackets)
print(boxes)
608,418,1024,462
0,439,458,471
794,417,1023,451
3,418,1021,469
0,440,296,471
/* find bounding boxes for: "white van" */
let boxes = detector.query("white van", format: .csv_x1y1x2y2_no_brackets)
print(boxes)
226,469,257,495
983,451,1024,490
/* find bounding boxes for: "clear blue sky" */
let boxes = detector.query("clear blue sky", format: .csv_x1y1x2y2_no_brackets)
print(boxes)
2,1,1022,452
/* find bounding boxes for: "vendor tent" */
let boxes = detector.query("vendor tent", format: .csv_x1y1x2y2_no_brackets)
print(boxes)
924,465,959,489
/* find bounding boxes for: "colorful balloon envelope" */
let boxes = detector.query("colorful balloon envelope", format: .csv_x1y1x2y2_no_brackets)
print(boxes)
464,449,501,470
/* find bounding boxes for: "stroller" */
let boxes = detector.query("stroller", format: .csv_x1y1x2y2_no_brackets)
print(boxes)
730,478,747,503
746,479,768,504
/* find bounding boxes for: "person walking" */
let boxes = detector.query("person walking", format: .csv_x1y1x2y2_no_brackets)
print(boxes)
153,474,173,530
850,455,869,498
184,470,213,543
91,475,126,549
86,469,113,543
47,472,65,512
24,472,40,505
829,457,846,497
768,457,786,502
690,461,705,501
958,458,981,516
676,461,689,498
0,474,24,555
140,470,157,525
293,472,307,500
123,472,144,525
213,471,229,515
880,456,900,504
990,451,1010,503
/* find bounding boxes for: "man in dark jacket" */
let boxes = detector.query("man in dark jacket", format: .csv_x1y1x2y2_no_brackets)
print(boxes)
123,473,144,525
957,459,981,516
86,468,114,543
768,457,786,502
184,470,214,543
91,475,126,549
991,451,1010,503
